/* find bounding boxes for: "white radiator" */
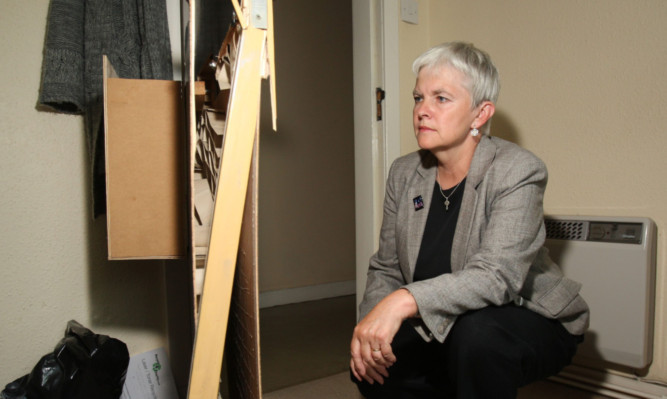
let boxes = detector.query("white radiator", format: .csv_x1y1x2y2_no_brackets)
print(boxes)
543,215,657,371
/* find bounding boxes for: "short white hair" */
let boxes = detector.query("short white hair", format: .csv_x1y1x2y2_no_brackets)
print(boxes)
413,42,500,135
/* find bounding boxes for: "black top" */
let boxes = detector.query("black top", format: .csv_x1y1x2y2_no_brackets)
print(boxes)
413,178,466,281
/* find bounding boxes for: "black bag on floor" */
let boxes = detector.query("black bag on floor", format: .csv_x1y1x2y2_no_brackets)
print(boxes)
1,320,129,399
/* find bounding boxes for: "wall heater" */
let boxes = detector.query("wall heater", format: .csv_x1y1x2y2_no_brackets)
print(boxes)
543,215,657,371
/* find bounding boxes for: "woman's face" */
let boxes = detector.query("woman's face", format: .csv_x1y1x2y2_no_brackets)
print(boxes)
412,65,479,153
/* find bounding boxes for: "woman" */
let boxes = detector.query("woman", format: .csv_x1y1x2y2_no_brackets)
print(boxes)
350,42,589,398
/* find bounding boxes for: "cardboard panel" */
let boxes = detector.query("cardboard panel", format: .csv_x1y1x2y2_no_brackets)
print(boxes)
104,73,186,259
225,137,261,398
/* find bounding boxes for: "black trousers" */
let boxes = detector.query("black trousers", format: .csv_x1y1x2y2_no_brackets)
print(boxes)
352,305,582,399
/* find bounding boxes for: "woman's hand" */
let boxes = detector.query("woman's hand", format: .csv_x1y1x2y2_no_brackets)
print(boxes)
350,288,418,384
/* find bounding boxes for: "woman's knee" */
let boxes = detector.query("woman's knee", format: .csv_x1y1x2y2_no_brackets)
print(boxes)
444,305,580,385
445,307,513,359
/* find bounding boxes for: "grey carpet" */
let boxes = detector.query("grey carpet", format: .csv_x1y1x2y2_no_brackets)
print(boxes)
260,295,356,393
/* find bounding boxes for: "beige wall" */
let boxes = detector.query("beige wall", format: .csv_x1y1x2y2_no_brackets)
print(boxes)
0,1,170,385
397,0,667,383
257,0,356,293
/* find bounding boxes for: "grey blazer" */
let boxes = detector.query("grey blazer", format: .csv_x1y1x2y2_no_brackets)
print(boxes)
359,136,590,343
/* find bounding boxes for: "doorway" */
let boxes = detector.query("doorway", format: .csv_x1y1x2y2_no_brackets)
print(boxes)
257,0,357,392
258,2,356,306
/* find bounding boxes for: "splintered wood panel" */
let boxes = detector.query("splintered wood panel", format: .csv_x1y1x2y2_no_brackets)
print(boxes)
187,26,265,399
104,77,186,259
225,137,261,398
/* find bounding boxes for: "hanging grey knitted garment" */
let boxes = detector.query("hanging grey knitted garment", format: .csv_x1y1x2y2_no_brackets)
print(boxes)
39,0,173,217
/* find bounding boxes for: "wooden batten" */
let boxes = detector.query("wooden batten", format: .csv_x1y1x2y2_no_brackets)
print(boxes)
186,26,266,399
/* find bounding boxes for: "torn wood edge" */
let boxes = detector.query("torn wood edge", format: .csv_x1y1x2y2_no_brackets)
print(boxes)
186,27,266,399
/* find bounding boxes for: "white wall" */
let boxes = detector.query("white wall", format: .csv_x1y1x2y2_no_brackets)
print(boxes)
0,1,169,385
396,0,667,384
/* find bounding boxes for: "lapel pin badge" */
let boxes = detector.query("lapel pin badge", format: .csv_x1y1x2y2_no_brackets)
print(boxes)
413,195,424,211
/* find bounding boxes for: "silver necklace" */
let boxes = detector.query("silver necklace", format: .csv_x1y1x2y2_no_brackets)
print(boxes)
437,171,464,211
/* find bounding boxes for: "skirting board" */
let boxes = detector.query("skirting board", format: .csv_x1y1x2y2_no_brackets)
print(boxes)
552,365,667,399
259,280,356,309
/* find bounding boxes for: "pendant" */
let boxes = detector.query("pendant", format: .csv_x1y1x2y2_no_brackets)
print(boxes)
444,199,450,211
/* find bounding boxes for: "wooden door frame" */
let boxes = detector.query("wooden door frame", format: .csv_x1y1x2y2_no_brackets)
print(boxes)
352,0,400,309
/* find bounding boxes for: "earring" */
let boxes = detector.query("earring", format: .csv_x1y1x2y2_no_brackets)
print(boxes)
470,127,480,137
